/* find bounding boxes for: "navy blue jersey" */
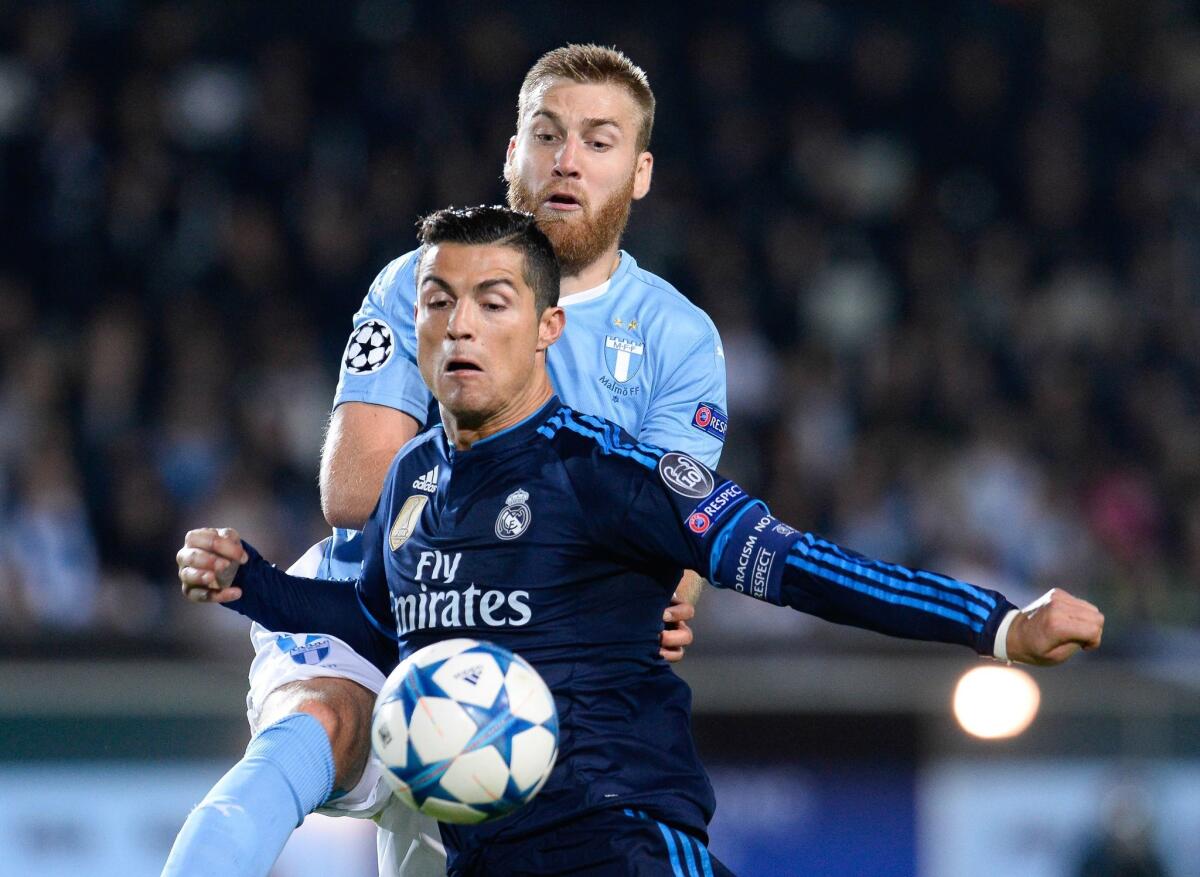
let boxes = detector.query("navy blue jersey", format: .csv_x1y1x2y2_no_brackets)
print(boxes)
229,397,1016,867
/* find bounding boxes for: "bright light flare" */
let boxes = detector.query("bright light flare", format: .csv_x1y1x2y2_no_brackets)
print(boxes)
953,665,1040,739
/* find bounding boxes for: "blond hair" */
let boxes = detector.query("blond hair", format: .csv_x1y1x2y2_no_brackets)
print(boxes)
517,44,656,152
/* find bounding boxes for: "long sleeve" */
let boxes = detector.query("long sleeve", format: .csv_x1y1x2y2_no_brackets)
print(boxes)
225,541,398,675
580,444,1017,657
708,505,1016,655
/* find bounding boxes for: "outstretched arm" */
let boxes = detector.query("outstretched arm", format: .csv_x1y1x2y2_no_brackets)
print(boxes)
178,527,397,673
599,451,1103,666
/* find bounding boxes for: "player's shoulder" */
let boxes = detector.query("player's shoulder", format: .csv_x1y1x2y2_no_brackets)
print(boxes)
386,424,446,483
367,248,422,307
537,403,665,486
615,252,722,348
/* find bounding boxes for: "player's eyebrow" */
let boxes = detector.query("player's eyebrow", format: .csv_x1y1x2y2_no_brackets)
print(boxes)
531,109,622,133
581,116,622,132
419,274,455,293
476,277,519,295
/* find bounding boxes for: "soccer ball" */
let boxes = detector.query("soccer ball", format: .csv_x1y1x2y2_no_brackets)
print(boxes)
371,638,559,824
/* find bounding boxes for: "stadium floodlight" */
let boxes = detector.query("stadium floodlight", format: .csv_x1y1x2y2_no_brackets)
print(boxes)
952,665,1041,739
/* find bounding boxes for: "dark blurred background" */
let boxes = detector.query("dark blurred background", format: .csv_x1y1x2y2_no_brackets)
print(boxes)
1,1,1198,875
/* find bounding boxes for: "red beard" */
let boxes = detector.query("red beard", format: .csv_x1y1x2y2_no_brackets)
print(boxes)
508,172,635,277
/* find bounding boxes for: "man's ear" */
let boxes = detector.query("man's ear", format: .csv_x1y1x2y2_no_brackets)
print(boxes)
537,306,566,351
632,151,653,201
503,136,518,182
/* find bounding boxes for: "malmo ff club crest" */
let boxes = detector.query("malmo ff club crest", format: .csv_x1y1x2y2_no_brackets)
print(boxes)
604,318,644,383
495,488,532,540
276,634,330,666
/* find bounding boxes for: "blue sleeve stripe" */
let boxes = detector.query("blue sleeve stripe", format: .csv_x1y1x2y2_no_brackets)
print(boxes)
806,549,993,623
577,411,667,461
801,549,988,623
695,839,715,877
807,535,998,611
655,819,687,876
538,410,662,470
674,827,701,877
785,552,984,632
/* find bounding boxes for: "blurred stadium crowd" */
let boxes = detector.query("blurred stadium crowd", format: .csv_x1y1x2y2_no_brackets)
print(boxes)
0,0,1197,649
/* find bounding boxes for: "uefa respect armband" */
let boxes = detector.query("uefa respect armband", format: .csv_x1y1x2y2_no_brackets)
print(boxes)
711,507,798,605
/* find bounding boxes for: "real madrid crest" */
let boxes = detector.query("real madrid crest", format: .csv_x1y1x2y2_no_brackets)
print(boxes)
495,488,532,541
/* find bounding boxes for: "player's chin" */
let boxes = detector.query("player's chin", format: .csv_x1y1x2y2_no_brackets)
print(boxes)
438,386,497,424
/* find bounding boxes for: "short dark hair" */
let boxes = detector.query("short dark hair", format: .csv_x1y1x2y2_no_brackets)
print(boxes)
416,205,560,313
519,44,655,152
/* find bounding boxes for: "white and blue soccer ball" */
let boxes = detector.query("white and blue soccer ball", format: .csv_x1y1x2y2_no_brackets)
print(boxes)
371,638,559,824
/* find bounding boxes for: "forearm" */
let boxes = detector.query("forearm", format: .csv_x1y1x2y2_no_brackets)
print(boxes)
225,543,397,673
711,505,1016,656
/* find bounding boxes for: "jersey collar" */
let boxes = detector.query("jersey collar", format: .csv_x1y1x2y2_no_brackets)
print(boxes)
558,250,635,306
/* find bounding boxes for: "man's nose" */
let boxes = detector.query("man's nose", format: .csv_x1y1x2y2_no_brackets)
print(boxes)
446,300,477,338
553,135,581,178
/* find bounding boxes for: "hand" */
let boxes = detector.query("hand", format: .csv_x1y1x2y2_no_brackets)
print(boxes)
177,527,250,604
659,594,695,663
1005,588,1104,666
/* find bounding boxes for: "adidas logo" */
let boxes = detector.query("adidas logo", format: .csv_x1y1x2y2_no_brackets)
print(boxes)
412,465,439,493
455,664,484,686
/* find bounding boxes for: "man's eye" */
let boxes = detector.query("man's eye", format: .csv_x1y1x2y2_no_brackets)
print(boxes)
589,141,612,151
534,132,557,143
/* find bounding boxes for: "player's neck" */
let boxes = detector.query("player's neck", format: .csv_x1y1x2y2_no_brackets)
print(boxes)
559,245,621,298
441,376,555,450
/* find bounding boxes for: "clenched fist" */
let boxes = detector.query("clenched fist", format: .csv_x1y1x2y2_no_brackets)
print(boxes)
177,527,250,604
1005,588,1104,665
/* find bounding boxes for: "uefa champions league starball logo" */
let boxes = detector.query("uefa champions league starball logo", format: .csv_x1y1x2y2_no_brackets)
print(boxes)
495,488,532,541
343,319,395,374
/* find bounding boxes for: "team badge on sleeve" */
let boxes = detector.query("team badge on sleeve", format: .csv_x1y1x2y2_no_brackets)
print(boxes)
343,319,395,374
495,488,532,541
658,452,715,499
692,402,728,442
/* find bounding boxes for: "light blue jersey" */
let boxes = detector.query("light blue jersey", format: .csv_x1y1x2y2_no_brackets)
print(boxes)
324,249,727,578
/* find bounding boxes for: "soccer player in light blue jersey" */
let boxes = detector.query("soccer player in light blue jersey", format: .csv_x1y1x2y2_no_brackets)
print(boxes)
163,46,726,877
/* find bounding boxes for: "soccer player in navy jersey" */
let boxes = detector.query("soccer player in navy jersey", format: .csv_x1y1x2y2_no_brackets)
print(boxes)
177,206,1104,876
164,46,727,877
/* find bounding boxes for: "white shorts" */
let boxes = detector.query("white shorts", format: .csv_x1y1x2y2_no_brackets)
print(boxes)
245,538,447,876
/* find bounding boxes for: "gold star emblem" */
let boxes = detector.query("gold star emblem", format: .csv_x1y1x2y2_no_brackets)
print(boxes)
613,317,624,328
627,319,638,331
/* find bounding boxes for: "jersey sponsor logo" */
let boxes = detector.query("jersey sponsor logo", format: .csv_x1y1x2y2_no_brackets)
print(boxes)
390,494,428,550
343,319,395,375
692,402,728,442
495,488,532,541
412,465,439,493
603,335,645,383
688,512,711,534
658,452,716,499
391,584,532,636
275,634,331,665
